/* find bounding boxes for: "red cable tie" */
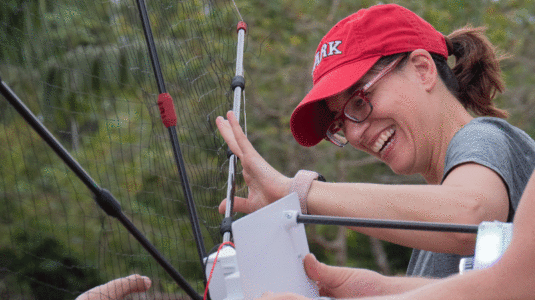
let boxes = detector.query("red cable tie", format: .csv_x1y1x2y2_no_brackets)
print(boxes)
157,93,177,128
237,21,247,33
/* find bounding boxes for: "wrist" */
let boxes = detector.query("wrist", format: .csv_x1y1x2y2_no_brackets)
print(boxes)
289,170,325,214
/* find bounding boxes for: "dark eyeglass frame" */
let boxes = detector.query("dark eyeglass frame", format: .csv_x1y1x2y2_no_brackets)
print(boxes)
325,56,404,147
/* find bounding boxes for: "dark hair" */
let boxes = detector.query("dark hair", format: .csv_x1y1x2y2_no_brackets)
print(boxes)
361,26,508,118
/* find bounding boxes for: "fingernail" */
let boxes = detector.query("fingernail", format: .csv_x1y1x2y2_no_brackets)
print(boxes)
143,276,151,289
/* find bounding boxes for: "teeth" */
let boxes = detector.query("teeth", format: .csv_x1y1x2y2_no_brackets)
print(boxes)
371,128,395,153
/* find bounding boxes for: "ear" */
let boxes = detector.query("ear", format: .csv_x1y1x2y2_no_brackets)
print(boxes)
407,49,438,92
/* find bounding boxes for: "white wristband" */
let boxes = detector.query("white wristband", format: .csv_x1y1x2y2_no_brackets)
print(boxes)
289,170,325,214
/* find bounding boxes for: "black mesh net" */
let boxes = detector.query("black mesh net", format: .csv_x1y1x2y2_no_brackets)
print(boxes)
0,0,245,298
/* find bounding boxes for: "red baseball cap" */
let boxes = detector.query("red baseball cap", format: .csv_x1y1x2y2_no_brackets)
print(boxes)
290,4,448,147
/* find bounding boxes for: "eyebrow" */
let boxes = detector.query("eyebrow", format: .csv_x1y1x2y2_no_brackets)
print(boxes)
347,78,369,94
325,76,371,113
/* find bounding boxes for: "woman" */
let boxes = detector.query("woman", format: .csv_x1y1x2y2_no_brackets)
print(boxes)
79,3,535,299
216,3,535,282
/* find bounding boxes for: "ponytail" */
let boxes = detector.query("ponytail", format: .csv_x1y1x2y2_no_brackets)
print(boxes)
357,26,508,118
445,26,508,118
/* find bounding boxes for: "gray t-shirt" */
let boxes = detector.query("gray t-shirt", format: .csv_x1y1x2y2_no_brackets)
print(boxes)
406,117,535,278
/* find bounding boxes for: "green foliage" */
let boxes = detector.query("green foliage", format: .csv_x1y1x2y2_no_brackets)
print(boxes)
1,0,239,297
3,0,535,297
0,231,103,300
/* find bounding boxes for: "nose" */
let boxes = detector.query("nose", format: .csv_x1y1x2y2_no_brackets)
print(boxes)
342,118,370,145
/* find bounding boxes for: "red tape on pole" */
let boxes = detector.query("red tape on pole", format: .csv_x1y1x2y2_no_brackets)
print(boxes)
157,93,177,128
237,21,247,33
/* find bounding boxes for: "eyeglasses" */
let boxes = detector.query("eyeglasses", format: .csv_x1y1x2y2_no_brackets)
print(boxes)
325,56,404,147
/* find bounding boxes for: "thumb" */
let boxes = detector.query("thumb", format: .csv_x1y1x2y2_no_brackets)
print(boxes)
304,253,342,288
77,274,151,300
304,253,326,282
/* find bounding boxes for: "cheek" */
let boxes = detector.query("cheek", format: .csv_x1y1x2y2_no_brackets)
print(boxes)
379,84,423,123
398,89,417,109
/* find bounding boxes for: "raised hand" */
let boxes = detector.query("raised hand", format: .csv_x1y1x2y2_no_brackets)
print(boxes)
76,274,151,300
216,111,292,214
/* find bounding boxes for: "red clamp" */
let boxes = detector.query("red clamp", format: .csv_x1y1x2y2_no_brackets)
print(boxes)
157,93,177,128
237,21,247,33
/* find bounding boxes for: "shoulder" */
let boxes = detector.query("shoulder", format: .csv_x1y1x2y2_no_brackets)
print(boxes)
454,117,528,141
444,117,535,206
448,117,535,157
444,117,535,181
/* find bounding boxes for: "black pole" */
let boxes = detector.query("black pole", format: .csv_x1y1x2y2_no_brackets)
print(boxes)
134,0,208,273
0,77,203,300
296,214,479,234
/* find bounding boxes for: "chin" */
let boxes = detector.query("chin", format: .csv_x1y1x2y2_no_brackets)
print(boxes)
387,162,416,176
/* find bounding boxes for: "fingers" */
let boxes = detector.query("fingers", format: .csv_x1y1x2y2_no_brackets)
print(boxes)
76,274,151,300
215,111,253,159
224,111,282,181
218,199,227,214
226,111,256,158
219,196,250,214
216,115,243,158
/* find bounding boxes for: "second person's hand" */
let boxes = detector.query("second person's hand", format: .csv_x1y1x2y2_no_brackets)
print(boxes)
76,274,151,300
216,111,292,214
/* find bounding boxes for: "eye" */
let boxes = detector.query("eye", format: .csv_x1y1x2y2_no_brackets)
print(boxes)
354,97,366,107
347,96,367,111
332,118,344,131
327,116,345,135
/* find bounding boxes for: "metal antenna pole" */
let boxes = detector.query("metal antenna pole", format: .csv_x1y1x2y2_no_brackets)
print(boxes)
296,214,479,233
0,77,203,300
222,22,247,243
134,0,207,272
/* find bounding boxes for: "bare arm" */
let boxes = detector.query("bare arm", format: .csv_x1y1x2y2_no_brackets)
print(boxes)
307,163,509,254
360,170,535,300
217,111,509,254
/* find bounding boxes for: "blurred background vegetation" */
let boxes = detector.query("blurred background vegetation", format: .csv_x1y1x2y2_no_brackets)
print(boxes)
2,0,535,299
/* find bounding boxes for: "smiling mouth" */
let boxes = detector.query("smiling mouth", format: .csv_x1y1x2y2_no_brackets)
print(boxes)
371,127,395,154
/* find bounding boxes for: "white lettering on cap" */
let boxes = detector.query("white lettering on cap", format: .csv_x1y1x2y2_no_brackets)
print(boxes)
312,40,343,74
